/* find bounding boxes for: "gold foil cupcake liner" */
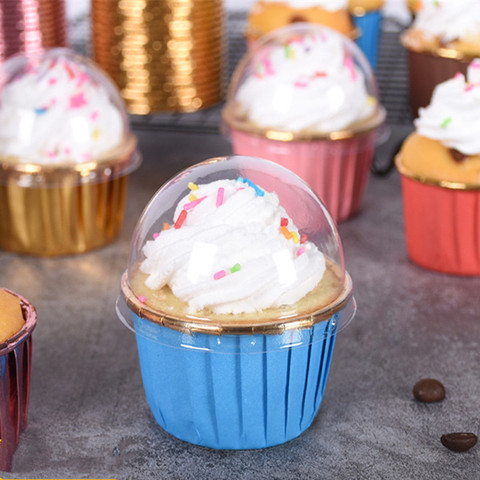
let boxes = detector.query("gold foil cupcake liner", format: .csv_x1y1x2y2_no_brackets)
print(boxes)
92,0,225,114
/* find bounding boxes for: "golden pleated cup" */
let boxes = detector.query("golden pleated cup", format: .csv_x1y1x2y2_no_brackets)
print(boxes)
91,0,225,114
0,49,142,257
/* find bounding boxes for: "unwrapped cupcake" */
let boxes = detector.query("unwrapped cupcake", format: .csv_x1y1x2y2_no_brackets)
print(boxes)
396,59,480,275
401,0,480,115
245,0,356,45
223,24,386,222
0,48,141,256
117,155,356,449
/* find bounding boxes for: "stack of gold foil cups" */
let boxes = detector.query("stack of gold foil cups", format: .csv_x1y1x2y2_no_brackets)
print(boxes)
0,0,68,63
92,0,225,114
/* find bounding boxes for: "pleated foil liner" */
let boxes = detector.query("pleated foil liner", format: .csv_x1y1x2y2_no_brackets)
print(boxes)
0,136,140,257
0,290,37,472
397,157,480,276
91,0,225,114
0,0,68,63
228,129,378,223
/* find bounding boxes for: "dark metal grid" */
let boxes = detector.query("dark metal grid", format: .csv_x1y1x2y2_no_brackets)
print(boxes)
69,12,412,133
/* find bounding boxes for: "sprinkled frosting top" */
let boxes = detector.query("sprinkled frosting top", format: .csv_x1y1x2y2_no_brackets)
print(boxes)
415,59,480,155
0,51,125,164
412,0,480,45
140,178,326,315
227,27,379,135
257,0,348,9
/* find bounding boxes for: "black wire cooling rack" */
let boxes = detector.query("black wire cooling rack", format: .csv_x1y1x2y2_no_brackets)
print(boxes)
70,12,412,134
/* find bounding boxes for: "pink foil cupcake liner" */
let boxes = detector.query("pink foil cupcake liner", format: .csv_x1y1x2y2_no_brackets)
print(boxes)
0,290,36,472
229,129,377,223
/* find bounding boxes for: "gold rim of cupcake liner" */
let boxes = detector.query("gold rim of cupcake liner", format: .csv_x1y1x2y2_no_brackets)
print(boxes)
400,32,477,63
0,289,37,356
395,154,480,191
0,134,141,187
222,106,386,142
120,271,353,336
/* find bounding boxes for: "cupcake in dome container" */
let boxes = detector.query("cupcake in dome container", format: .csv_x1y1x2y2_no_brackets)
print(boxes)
401,0,480,116
396,59,480,276
116,155,356,450
0,48,141,256
348,0,384,70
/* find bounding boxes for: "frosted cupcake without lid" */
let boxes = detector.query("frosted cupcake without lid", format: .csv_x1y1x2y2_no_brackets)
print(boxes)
0,48,141,186
223,24,385,141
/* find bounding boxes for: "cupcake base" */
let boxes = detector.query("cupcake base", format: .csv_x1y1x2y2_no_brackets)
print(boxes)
406,48,469,117
0,291,36,472
133,313,341,450
400,175,480,276
229,129,377,223
352,10,382,70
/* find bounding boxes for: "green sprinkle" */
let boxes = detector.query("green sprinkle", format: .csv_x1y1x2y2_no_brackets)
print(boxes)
441,117,452,128
230,263,241,274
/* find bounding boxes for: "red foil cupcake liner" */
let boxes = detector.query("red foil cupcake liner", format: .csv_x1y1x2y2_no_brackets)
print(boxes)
0,290,37,472
400,175,480,276
229,129,377,223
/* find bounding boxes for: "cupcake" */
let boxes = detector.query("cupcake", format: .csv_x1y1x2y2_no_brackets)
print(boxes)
401,0,480,115
0,48,142,256
223,24,386,223
245,0,356,45
117,155,356,449
396,59,480,275
0,288,37,471
348,0,385,70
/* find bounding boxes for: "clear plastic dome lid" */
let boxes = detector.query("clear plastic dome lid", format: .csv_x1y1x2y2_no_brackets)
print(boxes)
0,48,140,185
223,23,385,141
120,155,353,336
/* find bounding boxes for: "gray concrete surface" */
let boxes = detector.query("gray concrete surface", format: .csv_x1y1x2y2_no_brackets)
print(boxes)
1,127,479,479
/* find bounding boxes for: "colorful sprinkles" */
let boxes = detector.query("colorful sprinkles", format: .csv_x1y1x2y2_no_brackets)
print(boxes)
214,263,242,281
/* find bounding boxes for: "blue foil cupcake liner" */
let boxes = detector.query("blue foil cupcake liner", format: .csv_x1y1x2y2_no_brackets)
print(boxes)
353,10,382,71
130,298,355,450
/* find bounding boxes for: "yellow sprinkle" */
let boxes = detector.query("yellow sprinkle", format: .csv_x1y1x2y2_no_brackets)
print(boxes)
291,231,300,244
189,193,197,202
188,182,199,191
92,128,100,140
367,96,376,106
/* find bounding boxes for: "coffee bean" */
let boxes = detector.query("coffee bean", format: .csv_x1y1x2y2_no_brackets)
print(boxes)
441,433,478,452
413,378,446,403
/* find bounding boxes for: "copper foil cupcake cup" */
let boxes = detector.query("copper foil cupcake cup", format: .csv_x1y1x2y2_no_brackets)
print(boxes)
396,155,480,276
0,134,141,256
0,289,37,472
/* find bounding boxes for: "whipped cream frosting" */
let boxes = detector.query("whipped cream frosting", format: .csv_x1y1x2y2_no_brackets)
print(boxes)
0,53,124,164
415,59,480,155
233,29,377,133
140,178,326,315
258,0,347,10
413,0,480,43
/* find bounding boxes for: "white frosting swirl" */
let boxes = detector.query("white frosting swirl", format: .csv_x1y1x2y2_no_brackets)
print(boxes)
415,59,480,155
258,0,347,10
140,178,326,315
0,54,124,164
234,29,376,133
413,0,480,43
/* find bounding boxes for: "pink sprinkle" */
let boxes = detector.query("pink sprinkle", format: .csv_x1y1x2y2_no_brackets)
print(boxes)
183,195,207,211
138,295,146,303
465,83,475,92
47,150,56,158
48,77,57,85
82,153,92,161
69,92,87,109
344,56,358,81
263,56,275,76
91,110,99,120
64,147,71,155
50,98,57,106
214,270,226,280
454,72,463,79
76,72,89,87
64,62,76,79
294,80,308,88
471,59,480,69
153,232,160,239
216,187,224,207
296,247,305,257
